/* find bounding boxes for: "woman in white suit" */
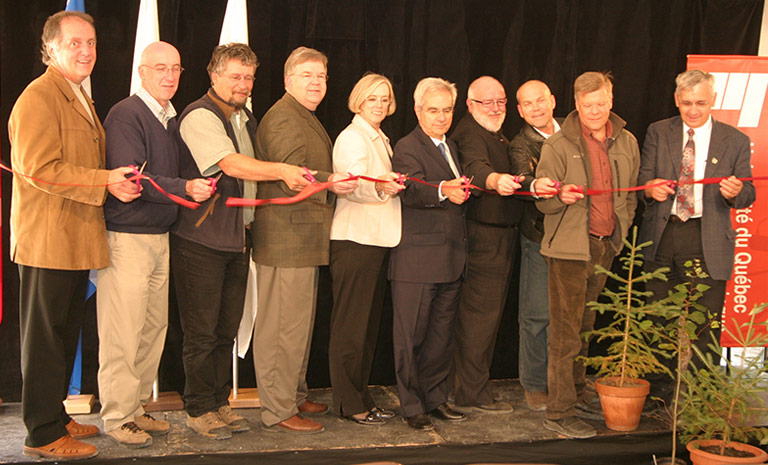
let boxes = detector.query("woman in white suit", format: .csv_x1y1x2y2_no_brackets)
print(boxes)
328,73,404,425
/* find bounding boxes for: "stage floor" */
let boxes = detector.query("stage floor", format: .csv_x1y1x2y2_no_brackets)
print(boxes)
0,380,676,464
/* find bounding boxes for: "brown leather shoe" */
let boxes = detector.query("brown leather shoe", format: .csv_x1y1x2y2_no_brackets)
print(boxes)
264,414,324,434
23,435,98,460
65,419,100,439
298,399,328,415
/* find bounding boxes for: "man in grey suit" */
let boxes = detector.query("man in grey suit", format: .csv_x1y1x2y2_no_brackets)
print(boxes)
639,69,755,400
251,46,356,434
390,77,469,431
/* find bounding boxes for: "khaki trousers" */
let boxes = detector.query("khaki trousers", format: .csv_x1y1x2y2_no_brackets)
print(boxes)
97,232,169,432
252,265,318,426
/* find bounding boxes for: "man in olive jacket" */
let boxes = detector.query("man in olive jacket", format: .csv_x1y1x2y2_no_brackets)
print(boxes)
251,46,356,434
535,72,639,439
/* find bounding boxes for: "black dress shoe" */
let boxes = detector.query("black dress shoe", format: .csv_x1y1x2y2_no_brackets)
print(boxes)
345,411,385,426
430,403,467,422
405,413,434,430
370,406,396,420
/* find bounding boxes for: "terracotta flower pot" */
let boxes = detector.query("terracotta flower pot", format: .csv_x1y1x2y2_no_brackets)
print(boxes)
687,439,768,465
595,376,650,431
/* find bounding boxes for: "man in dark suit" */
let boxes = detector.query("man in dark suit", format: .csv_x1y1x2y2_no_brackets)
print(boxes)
390,77,469,431
639,69,755,398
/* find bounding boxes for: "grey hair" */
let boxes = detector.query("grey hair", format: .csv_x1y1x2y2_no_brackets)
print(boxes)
413,77,457,108
207,43,259,78
675,69,715,95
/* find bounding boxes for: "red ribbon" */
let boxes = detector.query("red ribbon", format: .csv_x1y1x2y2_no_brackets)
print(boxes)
225,174,768,208
0,161,200,209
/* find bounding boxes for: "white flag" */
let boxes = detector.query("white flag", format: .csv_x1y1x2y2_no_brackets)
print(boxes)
130,0,160,96
219,0,249,45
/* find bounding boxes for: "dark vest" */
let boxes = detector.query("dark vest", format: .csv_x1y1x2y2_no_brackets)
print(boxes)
172,90,258,253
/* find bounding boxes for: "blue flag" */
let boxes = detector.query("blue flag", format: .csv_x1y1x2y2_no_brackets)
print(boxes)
65,0,85,12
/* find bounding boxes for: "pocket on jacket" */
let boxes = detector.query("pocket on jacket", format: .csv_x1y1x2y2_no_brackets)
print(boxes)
291,209,324,224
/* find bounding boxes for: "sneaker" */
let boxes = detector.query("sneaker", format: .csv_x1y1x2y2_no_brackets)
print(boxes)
23,435,98,460
134,413,170,436
524,391,547,412
543,416,597,439
65,419,100,439
186,411,232,440
217,405,250,432
574,399,604,420
107,422,152,448
471,400,513,414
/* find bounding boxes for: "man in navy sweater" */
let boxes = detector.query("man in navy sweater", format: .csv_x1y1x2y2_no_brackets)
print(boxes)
97,41,214,448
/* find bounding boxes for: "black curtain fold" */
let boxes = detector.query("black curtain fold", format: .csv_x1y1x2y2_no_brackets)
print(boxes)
0,0,762,402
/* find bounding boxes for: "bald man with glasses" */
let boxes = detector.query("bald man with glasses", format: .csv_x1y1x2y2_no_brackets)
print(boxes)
450,76,521,414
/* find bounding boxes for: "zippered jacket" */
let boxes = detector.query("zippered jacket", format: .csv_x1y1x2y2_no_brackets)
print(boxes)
535,110,640,260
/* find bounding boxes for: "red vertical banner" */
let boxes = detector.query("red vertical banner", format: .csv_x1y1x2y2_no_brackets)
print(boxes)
687,55,768,347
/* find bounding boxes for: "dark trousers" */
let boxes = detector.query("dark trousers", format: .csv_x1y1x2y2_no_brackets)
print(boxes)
392,279,461,418
644,218,727,399
453,221,517,406
18,265,88,447
328,240,389,416
546,237,614,420
170,234,248,417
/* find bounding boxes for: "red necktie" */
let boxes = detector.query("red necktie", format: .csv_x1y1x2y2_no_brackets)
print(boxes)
676,128,695,221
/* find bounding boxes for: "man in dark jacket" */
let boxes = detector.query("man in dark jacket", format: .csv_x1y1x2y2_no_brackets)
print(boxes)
450,76,521,413
99,41,214,448
390,77,469,430
173,43,308,440
508,80,561,412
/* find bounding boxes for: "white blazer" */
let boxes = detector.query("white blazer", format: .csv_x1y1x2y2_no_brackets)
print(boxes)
330,114,402,247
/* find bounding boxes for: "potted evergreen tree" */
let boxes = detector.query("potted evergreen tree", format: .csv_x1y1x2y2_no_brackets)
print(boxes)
679,304,768,465
580,227,674,431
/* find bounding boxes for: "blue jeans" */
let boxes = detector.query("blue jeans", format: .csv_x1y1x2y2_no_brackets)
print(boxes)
518,234,549,393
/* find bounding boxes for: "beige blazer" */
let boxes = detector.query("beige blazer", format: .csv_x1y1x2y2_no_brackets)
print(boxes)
330,114,401,247
8,66,110,270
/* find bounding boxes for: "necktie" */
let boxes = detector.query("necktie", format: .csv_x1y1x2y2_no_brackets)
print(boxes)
438,142,458,177
676,128,695,221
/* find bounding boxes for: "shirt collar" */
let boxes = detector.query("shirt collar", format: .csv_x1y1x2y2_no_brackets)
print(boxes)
533,119,560,139
136,86,177,125
683,116,712,135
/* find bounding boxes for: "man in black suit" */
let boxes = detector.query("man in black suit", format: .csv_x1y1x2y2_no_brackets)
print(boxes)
390,77,468,430
639,69,755,399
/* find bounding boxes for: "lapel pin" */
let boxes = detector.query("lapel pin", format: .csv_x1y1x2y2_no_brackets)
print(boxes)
711,158,719,164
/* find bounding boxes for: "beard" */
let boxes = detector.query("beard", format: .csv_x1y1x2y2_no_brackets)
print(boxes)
473,111,505,133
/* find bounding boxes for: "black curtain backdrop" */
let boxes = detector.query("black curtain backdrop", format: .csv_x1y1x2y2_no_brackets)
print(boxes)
0,0,762,402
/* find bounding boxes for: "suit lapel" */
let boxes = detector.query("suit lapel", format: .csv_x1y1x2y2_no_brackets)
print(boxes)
285,94,332,153
705,120,727,178
416,127,456,178
666,117,684,177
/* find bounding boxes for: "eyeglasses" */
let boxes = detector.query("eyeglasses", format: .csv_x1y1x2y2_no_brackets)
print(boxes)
222,73,255,83
470,98,507,108
365,96,391,105
142,64,184,75
292,72,328,82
